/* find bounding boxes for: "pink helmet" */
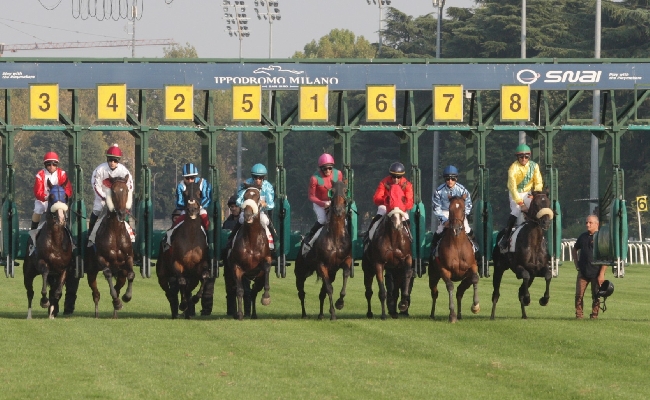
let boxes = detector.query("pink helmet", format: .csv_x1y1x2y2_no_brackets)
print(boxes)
106,144,123,158
318,153,335,167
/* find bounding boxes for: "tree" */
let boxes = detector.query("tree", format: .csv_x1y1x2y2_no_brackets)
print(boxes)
293,29,376,59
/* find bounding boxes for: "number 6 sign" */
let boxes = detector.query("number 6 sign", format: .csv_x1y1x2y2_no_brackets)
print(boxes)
366,85,396,122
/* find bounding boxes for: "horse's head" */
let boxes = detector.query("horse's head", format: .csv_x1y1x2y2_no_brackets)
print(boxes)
241,186,261,224
448,194,467,236
105,173,132,223
527,190,554,230
183,181,201,219
328,180,348,219
46,180,68,227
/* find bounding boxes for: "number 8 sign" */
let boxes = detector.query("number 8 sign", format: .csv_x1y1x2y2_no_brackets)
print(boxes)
501,84,530,121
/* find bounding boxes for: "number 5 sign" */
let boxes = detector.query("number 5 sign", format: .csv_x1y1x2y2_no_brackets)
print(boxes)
501,84,530,121
232,85,262,121
638,196,648,212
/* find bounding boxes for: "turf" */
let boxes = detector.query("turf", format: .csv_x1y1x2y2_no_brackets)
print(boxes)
1,262,648,399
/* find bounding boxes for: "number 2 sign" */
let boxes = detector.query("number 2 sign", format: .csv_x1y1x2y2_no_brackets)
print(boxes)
165,85,194,121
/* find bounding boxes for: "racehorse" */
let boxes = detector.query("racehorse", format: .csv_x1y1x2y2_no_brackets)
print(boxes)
157,181,210,319
362,184,413,320
428,194,480,323
227,185,272,320
85,174,135,319
295,180,352,320
491,190,554,319
24,181,73,319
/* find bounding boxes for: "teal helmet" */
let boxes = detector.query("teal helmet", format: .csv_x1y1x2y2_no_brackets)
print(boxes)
515,144,531,154
251,163,268,176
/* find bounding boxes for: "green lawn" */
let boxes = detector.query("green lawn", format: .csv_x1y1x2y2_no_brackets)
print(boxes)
1,262,648,399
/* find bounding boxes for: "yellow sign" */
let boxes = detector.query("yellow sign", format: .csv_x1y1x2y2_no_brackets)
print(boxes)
638,196,648,212
299,85,329,122
232,85,262,121
433,85,464,122
366,85,396,122
29,84,59,120
97,84,127,121
500,85,530,121
164,85,194,121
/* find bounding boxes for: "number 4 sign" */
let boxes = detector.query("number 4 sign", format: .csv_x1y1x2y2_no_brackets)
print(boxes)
97,84,127,121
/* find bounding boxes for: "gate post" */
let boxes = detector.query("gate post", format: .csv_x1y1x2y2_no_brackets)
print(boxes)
0,89,18,277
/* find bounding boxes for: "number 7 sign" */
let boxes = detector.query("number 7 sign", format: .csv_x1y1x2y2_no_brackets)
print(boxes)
433,85,463,122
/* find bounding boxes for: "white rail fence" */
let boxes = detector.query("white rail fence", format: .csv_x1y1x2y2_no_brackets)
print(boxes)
561,239,650,265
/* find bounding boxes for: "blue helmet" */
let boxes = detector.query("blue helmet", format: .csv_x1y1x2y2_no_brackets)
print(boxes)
251,163,268,176
182,163,199,177
443,165,459,177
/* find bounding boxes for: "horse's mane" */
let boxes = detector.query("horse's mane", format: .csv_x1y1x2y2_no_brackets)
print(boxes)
331,179,346,197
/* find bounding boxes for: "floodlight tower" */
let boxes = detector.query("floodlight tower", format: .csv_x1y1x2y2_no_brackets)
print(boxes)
253,1,281,59
223,0,251,58
365,0,392,56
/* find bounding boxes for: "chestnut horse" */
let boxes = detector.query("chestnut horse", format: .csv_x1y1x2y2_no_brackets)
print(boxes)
428,195,480,323
227,185,272,320
157,181,210,319
85,175,135,318
295,180,352,320
362,184,413,320
491,191,554,319
24,182,73,319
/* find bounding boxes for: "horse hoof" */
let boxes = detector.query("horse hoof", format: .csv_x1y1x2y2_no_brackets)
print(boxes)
381,314,387,321
366,312,373,319
40,299,50,309
179,302,188,312
390,313,399,319
122,294,132,303
398,302,409,313
301,314,308,319
237,313,244,321
330,315,337,321
318,314,324,320
192,295,200,304
449,316,457,323
251,314,258,320
539,297,549,306
471,304,480,314
261,297,271,306
523,296,531,306
113,299,123,311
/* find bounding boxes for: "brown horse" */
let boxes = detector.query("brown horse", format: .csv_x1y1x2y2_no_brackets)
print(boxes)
86,175,135,318
24,182,73,319
227,185,272,320
491,191,554,319
428,195,480,323
362,184,413,320
157,181,210,319
295,180,352,320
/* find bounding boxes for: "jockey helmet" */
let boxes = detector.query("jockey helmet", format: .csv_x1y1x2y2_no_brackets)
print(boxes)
251,163,267,176
597,280,614,298
43,152,59,164
515,143,531,154
443,165,459,177
318,153,335,167
106,143,123,158
389,162,406,176
227,195,238,206
182,163,199,178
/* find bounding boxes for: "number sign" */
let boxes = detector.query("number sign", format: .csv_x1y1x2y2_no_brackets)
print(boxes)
366,85,396,122
299,85,328,122
29,84,59,120
97,84,127,121
501,85,530,121
232,85,262,121
638,196,648,212
165,85,194,121
433,85,464,122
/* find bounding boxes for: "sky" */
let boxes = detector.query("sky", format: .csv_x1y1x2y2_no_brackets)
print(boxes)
1,0,475,59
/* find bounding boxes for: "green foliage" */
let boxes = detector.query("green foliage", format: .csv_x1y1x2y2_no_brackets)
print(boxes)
163,43,199,59
293,29,376,59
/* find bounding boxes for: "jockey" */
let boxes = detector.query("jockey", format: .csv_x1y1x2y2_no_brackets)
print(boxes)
173,162,212,231
32,152,73,230
430,165,473,250
367,162,414,234
88,144,134,235
302,153,344,247
498,143,544,251
230,163,279,251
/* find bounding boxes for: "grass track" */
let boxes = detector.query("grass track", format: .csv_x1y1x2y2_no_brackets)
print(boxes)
1,263,649,399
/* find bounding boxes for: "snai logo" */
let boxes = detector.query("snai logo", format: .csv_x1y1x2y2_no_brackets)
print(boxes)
516,69,602,84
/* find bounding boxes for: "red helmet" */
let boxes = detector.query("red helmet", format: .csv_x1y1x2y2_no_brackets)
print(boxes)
106,144,122,158
318,153,335,167
43,152,59,164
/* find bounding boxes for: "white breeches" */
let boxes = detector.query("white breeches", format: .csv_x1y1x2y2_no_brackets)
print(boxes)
509,191,533,224
313,203,328,224
33,200,47,214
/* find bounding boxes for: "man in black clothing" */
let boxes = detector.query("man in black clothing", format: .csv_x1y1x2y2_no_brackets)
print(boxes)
571,215,607,319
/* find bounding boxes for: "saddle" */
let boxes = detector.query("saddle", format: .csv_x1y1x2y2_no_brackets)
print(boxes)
28,222,76,256
300,226,325,256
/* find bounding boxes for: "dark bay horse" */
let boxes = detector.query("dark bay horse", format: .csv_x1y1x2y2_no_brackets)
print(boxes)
24,182,73,319
295,179,352,320
362,184,413,320
428,195,480,323
227,185,272,320
491,191,554,319
157,181,210,319
86,174,135,318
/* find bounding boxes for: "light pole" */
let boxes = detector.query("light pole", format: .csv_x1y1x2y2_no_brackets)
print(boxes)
223,0,251,58
431,0,444,231
365,0,392,56
519,0,527,144
254,1,282,116
590,0,602,215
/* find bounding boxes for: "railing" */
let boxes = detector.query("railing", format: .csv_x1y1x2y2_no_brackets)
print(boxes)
561,239,650,265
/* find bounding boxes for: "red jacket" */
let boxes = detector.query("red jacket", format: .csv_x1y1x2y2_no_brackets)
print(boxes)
308,168,344,207
373,176,414,212
34,169,73,202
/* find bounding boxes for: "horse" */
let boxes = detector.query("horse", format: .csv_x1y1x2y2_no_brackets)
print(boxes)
362,184,413,320
491,190,555,319
157,181,210,319
85,174,135,319
23,181,73,319
428,194,480,323
295,180,352,320
227,185,272,320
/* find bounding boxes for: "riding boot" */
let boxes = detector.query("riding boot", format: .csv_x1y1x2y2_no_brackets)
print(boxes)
365,214,383,244
467,229,481,263
86,213,98,247
499,215,517,251
431,231,443,255
267,220,279,257
302,222,323,247
30,221,39,230
402,220,412,241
